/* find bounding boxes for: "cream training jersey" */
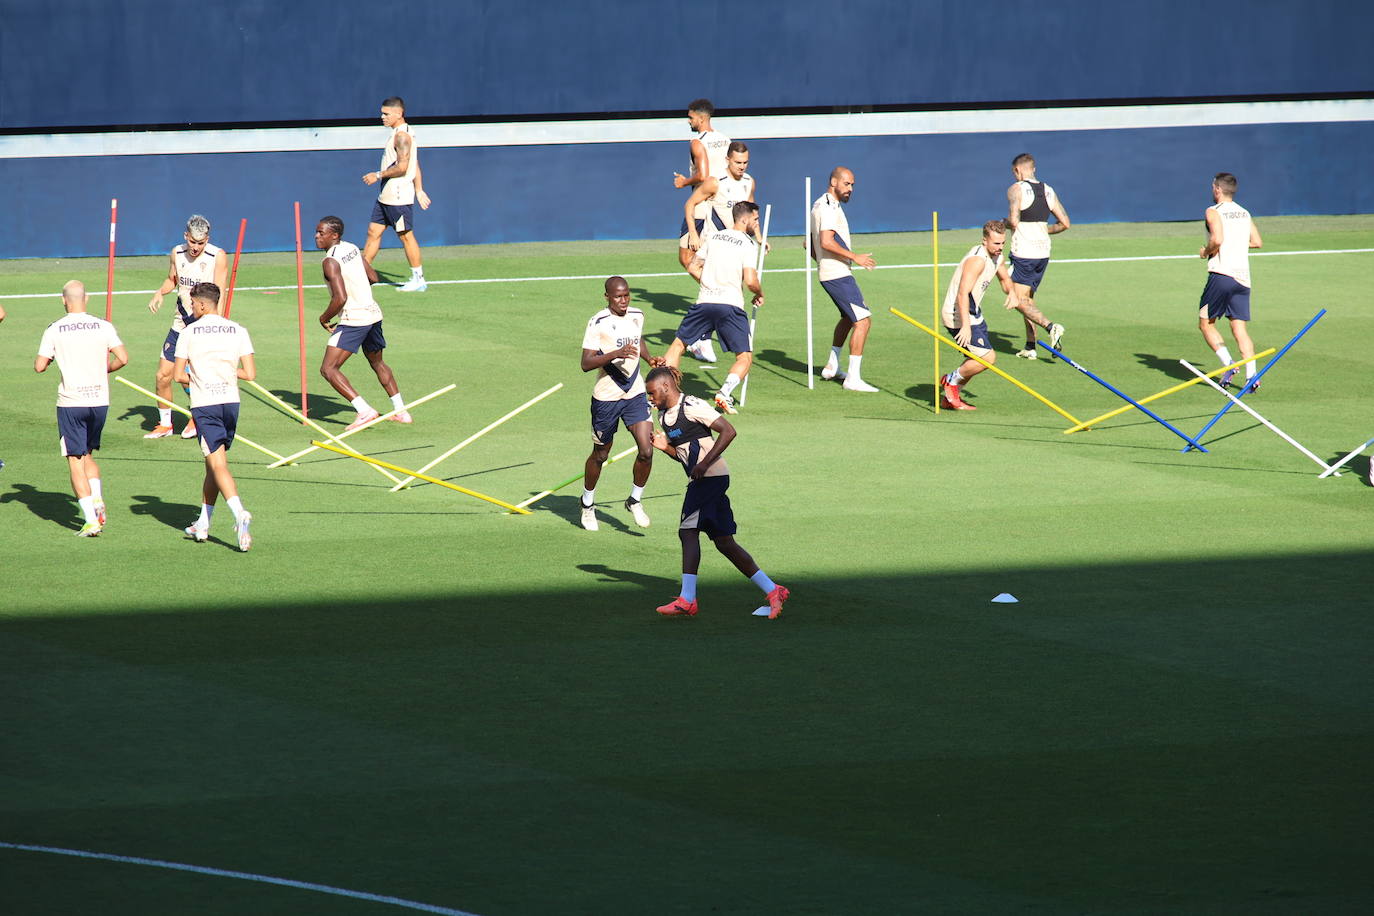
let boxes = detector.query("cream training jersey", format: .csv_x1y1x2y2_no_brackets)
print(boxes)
1009,180,1060,260
582,306,647,402
691,129,731,219
173,314,254,408
325,241,384,326
171,242,224,332
1206,200,1253,288
37,314,123,408
695,229,757,310
378,124,418,206
942,243,1003,328
811,193,853,281
707,173,754,228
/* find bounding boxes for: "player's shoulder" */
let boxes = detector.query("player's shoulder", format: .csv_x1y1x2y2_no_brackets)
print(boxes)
586,307,613,325
172,243,187,255
206,243,226,256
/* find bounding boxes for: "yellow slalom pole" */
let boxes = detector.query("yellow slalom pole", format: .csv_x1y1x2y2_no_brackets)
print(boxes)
270,384,456,467
888,309,1083,425
311,441,532,514
931,211,940,415
115,375,288,463
1062,347,1278,434
244,379,401,483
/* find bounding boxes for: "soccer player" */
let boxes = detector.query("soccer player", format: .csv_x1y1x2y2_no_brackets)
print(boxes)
1198,172,1263,391
938,220,1016,411
362,96,431,293
145,214,227,439
173,282,255,551
316,216,412,429
1005,153,1068,358
35,280,129,536
579,276,662,531
812,167,879,392
645,367,788,619
683,141,756,254
672,98,731,364
663,200,764,415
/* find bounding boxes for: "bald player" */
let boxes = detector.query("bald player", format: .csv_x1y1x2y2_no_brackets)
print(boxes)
938,220,1016,411
35,280,129,536
316,216,411,429
146,214,227,439
362,96,432,293
812,167,879,392
1005,153,1068,358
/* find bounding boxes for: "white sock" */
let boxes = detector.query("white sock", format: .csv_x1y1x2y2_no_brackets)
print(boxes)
350,396,374,415
827,345,842,367
720,373,741,396
226,495,246,523
948,368,967,386
411,266,424,280
159,407,172,426
750,569,777,593
581,488,595,508
848,355,863,378
1245,362,1256,380
89,478,103,504
1215,346,1233,366
680,573,698,602
629,484,644,502
197,503,214,528
78,496,97,525
390,393,405,411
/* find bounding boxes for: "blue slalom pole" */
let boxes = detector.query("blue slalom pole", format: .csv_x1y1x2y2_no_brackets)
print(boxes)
1182,308,1326,453
1037,341,1209,452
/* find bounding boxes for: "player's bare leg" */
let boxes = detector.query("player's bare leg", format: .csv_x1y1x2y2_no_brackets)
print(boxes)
664,338,687,369
364,348,400,397
1229,318,1258,389
145,358,181,438
822,317,852,380
320,347,360,401
396,230,427,292
715,351,752,413
203,446,251,551
361,222,386,267
713,533,789,618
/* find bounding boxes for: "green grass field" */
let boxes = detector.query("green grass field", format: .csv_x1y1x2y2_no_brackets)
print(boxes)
2,215,1372,914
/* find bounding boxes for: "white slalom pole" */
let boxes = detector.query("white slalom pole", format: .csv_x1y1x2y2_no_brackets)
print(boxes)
804,176,814,389
114,376,287,464
391,383,563,491
738,203,771,407
1319,435,1374,479
244,379,401,484
1180,360,1340,475
269,384,457,467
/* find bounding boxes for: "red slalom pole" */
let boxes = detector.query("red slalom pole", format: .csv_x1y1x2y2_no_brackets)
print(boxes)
223,218,247,318
105,198,118,320
294,202,308,420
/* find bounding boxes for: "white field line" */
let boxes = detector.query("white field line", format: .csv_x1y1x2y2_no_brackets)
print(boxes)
0,841,482,916
1,247,1370,301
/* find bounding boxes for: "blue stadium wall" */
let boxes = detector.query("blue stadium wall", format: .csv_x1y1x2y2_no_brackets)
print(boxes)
2,0,1370,259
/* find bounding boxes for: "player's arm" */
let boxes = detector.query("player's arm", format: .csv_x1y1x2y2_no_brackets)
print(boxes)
236,352,256,381
995,263,1016,297
148,252,178,313
1200,208,1224,259
687,250,706,283
651,429,677,458
953,254,981,348
684,179,717,249
0,303,6,322
414,161,431,210
172,356,190,387
581,344,637,373
365,132,412,185
690,415,736,479
673,138,708,189
214,248,229,290
743,266,763,307
107,344,129,373
319,257,347,329
1006,183,1021,231
819,229,875,270
34,355,51,372
1048,191,1070,235
1249,221,1262,249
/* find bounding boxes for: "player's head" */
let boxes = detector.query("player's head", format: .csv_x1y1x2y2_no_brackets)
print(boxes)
687,98,714,130
829,167,855,202
604,276,631,315
1012,153,1036,179
315,216,344,250
381,97,406,127
189,281,221,317
61,279,88,313
725,141,749,179
731,200,759,233
1212,172,1238,201
645,366,682,409
981,219,1008,256
184,214,211,257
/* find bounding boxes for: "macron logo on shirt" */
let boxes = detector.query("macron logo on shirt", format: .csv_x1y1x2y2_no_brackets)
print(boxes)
59,321,104,332
191,324,237,335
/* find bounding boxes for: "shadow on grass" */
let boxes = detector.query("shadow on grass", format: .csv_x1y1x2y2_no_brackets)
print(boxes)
0,482,78,529
540,492,645,536
115,404,161,432
129,494,197,531
1135,351,1196,381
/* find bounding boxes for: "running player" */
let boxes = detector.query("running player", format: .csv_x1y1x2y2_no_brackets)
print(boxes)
362,96,431,293
579,276,662,531
683,142,757,254
173,282,255,551
672,98,731,363
645,366,788,619
812,167,879,392
664,201,763,414
938,220,1016,411
1005,153,1068,358
35,280,129,536
1198,172,1263,391
146,214,227,439
316,216,411,429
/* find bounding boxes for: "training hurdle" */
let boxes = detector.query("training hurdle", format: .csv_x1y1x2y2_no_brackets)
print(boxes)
115,376,288,463
312,441,530,514
1183,309,1326,453
1063,348,1276,434
245,379,402,483
1181,360,1341,475
1320,436,1374,479
889,307,1083,425
391,383,563,491
514,445,637,511
269,384,457,468
738,203,772,407
1037,341,1208,451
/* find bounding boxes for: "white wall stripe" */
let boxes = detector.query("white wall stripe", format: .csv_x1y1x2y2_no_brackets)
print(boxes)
0,841,482,916
3,99,1371,160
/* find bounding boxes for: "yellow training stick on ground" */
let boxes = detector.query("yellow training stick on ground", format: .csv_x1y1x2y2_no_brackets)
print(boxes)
312,441,532,514
115,375,288,463
514,444,637,511
245,379,401,483
270,384,456,467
